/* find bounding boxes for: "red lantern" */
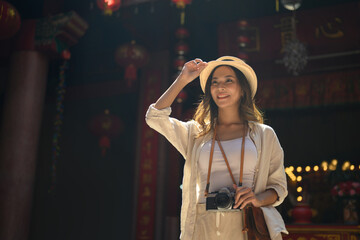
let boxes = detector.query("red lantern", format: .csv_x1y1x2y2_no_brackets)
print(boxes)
114,41,149,88
237,20,249,30
174,27,190,71
0,1,21,40
174,55,186,71
175,42,189,56
89,109,123,157
176,90,187,103
237,52,249,62
172,0,192,9
237,35,250,48
96,0,121,16
175,27,190,39
61,49,71,60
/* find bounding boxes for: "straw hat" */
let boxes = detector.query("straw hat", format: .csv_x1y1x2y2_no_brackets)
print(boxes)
199,56,257,98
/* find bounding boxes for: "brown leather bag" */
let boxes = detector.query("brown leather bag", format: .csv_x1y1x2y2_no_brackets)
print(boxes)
243,205,271,240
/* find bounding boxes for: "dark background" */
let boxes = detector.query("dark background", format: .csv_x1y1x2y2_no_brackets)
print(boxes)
0,0,359,239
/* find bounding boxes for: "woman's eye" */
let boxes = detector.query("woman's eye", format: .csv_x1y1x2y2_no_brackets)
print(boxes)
226,79,233,83
211,81,218,85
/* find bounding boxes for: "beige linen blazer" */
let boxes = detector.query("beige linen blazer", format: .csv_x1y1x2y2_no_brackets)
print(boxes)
145,104,288,240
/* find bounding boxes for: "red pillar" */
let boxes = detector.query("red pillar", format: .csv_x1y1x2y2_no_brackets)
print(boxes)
0,27,49,240
0,11,88,238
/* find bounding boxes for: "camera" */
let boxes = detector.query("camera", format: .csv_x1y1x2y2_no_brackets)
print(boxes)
206,187,240,211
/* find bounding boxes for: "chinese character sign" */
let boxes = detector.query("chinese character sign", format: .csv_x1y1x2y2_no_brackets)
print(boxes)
135,71,161,240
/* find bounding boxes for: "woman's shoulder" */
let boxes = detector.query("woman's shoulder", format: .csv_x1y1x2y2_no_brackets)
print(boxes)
184,119,203,134
185,119,200,128
249,121,277,136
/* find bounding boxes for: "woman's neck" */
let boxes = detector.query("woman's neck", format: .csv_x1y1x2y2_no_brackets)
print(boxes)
217,107,244,126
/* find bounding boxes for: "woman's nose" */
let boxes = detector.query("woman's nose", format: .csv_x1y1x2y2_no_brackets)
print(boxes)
217,83,226,90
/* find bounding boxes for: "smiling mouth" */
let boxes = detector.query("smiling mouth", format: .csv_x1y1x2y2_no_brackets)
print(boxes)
217,94,230,99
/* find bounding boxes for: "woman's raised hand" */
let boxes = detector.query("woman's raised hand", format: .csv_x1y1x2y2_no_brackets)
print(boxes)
153,58,207,110
179,58,208,84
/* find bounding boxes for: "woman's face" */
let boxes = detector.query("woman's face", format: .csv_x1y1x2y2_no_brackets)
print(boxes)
210,66,242,110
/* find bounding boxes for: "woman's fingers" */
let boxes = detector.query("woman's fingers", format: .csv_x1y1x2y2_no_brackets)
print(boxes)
234,187,251,202
197,61,208,70
178,58,208,83
233,186,254,209
238,193,255,209
182,59,207,76
188,58,207,69
194,59,208,67
185,59,201,70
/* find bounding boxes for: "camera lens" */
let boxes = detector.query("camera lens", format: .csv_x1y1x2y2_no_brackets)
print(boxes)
215,192,232,209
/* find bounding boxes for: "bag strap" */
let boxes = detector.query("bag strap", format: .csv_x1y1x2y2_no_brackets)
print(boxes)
204,123,247,196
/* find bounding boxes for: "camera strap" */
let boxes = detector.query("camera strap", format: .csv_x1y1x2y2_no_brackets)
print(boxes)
204,123,247,197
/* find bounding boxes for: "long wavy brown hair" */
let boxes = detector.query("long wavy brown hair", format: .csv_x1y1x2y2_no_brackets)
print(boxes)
193,65,263,137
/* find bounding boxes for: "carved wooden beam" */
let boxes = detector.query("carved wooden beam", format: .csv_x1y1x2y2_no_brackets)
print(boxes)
15,11,88,59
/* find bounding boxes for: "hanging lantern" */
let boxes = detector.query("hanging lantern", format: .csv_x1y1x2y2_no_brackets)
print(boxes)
281,0,302,11
237,20,249,30
237,19,250,48
175,27,190,39
237,52,249,62
174,27,190,72
174,55,186,71
236,19,251,62
282,39,308,76
237,20,249,44
89,109,123,157
0,1,21,40
175,42,189,56
172,0,192,9
176,90,187,103
114,41,149,88
280,2,307,76
237,36,250,48
96,0,121,16
61,49,71,60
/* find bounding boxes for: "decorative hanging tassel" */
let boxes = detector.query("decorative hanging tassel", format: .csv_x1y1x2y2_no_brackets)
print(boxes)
125,64,137,80
49,60,68,194
125,64,137,87
103,2,113,15
99,136,111,157
180,9,185,25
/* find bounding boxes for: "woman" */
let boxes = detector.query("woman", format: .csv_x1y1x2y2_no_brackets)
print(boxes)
146,56,288,240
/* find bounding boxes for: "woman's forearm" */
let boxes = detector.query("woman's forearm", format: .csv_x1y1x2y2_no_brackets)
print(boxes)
154,75,190,110
154,59,207,110
256,189,279,207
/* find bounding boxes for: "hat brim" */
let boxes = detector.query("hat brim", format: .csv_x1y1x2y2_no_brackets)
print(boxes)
199,56,257,98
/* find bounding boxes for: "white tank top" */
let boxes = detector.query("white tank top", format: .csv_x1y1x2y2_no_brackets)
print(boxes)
196,132,258,203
